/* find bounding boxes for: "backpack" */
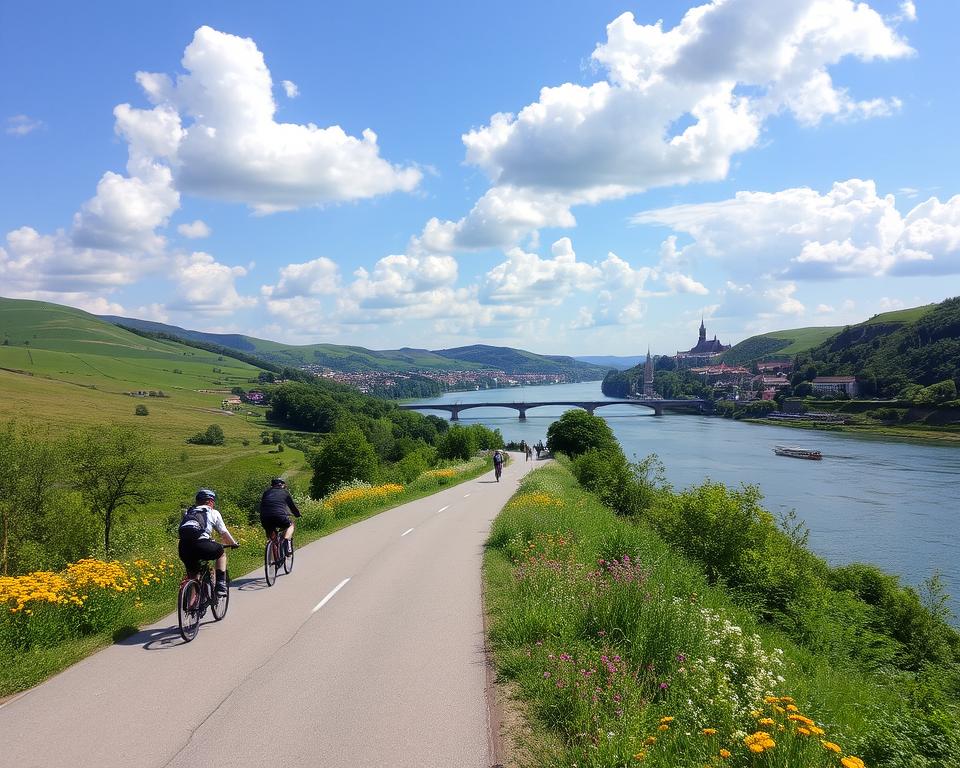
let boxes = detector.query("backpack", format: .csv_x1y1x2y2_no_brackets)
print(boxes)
178,505,208,541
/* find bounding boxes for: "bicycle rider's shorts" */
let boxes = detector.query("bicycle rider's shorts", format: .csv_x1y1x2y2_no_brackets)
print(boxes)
260,512,292,534
178,538,224,574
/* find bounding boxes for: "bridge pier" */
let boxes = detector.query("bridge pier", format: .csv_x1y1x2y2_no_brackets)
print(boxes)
653,405,663,416
450,406,460,421
585,405,595,415
517,406,527,421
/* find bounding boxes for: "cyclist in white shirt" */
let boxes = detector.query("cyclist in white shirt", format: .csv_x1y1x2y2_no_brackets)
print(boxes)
177,488,238,596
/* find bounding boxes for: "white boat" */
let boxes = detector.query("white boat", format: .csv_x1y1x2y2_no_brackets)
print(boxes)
773,445,823,460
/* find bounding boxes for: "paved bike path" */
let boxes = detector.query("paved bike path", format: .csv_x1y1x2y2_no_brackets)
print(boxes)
0,453,539,768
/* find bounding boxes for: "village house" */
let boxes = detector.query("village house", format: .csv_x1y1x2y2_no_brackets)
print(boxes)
811,376,859,397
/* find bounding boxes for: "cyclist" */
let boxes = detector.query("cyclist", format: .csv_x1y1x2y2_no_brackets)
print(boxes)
178,489,238,596
492,449,504,482
259,477,301,557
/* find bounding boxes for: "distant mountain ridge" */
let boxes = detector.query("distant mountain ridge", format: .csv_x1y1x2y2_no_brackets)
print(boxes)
99,316,608,378
573,355,645,370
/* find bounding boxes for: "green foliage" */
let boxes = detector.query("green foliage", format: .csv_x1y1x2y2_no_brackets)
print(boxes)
134,404,149,416
546,409,616,457
310,429,378,498
436,423,503,461
486,460,960,768
571,449,664,517
187,424,225,446
68,425,165,555
913,379,957,405
795,296,959,398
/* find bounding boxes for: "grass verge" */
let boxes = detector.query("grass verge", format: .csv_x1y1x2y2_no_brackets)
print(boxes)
0,456,493,697
484,462,956,768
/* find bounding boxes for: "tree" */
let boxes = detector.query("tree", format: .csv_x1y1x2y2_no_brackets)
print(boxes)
546,409,616,457
310,429,378,498
188,424,225,445
70,426,164,555
134,404,149,416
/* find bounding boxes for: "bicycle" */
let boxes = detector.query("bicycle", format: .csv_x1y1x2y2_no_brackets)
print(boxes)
264,527,294,587
177,545,237,643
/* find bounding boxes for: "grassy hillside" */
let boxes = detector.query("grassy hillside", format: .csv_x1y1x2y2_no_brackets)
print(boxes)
0,297,305,497
796,297,958,398
102,315,609,376
720,326,841,365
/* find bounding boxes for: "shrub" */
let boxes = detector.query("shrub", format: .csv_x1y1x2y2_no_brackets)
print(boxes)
187,424,225,446
547,409,616,457
310,429,378,498
134,404,149,416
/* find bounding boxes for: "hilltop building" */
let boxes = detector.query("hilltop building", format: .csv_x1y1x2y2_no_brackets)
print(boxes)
676,318,730,368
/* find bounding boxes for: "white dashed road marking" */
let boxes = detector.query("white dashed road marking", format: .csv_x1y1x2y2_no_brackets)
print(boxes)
401,528,414,537
311,578,351,614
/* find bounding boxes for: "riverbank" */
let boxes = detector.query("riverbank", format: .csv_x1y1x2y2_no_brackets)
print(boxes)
741,415,960,444
485,460,960,767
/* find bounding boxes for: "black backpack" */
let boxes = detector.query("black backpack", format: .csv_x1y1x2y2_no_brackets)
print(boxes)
178,505,208,541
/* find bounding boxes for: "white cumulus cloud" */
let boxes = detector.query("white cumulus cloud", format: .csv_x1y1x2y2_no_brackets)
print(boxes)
122,26,421,213
168,252,257,315
635,180,960,278
419,0,912,253
177,220,211,239
282,80,299,98
6,114,44,136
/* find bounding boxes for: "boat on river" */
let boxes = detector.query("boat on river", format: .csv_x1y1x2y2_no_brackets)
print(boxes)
774,445,822,460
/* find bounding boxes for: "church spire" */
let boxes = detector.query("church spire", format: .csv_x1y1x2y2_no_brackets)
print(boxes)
699,316,706,343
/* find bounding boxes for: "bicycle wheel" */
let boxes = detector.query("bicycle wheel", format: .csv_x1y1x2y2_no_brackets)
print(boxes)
264,539,277,586
283,538,294,574
211,571,229,620
178,580,201,642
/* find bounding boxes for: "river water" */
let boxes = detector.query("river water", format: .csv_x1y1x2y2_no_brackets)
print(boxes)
413,381,960,616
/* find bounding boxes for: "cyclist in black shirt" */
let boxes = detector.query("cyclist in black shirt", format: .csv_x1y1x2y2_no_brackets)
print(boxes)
259,477,301,556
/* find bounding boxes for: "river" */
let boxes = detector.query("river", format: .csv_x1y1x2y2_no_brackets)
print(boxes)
413,381,960,617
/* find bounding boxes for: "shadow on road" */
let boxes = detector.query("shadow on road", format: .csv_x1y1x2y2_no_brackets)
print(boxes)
115,623,192,650
233,576,271,591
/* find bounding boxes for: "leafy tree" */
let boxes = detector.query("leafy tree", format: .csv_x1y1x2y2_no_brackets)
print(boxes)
546,410,616,457
134,404,149,416
310,429,378,498
69,425,164,555
436,425,476,461
188,424,225,446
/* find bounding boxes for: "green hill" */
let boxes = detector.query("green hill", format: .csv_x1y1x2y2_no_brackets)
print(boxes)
433,344,607,377
720,326,842,365
100,315,609,377
796,299,956,398
0,299,266,406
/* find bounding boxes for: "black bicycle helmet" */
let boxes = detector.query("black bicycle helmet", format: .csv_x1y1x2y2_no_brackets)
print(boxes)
195,488,217,504
270,477,286,487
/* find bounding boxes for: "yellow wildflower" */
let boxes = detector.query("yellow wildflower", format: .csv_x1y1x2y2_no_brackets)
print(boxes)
821,741,842,754
702,728,717,736
841,758,866,768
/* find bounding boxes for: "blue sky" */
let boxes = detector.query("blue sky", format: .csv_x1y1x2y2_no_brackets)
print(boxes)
2,0,958,355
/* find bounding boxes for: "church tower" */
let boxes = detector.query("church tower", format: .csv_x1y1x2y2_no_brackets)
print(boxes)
643,346,655,398
699,316,706,344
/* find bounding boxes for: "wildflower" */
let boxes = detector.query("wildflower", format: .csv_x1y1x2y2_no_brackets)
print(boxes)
702,728,717,736
659,716,674,724
841,758,866,768
719,749,731,759
657,724,670,732
633,751,646,761
821,741,842,754
796,727,811,736
644,736,657,745
758,717,775,726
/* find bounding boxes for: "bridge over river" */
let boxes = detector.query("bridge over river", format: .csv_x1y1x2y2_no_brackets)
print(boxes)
399,398,706,420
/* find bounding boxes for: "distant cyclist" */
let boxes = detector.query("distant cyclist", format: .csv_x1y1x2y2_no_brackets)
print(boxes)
493,450,504,482
259,477,301,557
178,489,238,596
